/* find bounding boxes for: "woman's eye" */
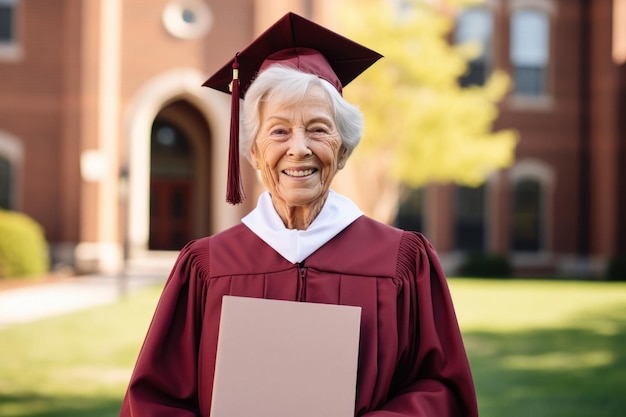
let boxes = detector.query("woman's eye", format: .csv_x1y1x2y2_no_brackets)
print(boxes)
309,126,329,135
270,128,288,136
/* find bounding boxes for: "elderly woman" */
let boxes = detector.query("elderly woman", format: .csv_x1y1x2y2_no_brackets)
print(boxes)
120,12,478,417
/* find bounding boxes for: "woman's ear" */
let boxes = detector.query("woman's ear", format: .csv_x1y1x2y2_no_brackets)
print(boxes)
337,146,349,170
249,144,260,169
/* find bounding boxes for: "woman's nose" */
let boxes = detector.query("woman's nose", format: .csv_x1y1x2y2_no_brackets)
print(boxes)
287,130,312,157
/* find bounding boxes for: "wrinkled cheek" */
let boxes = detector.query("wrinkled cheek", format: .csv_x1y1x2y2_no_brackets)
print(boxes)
259,165,278,189
321,163,338,182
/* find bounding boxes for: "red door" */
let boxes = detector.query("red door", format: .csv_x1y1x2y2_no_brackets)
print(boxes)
149,179,193,250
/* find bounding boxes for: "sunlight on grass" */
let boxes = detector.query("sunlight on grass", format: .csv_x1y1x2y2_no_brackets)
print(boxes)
449,278,626,331
502,351,614,370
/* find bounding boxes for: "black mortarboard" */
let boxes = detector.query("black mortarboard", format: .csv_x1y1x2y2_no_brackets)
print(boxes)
202,12,382,204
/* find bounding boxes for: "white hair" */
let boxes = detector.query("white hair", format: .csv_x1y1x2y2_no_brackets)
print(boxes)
240,65,364,162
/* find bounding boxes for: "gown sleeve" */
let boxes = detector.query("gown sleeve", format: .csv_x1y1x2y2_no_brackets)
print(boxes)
119,240,207,417
363,232,478,417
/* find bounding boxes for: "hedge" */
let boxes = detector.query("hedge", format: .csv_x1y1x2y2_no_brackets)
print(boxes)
0,209,49,279
458,252,512,278
606,254,626,281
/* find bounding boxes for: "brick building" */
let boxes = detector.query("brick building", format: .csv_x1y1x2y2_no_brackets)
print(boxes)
0,0,624,277
398,0,626,277
0,0,269,273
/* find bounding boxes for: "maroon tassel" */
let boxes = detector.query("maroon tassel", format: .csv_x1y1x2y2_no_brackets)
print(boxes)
226,55,245,204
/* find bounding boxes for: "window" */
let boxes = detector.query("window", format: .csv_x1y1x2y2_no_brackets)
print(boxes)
455,7,494,86
0,0,16,43
0,131,21,210
510,9,550,95
395,187,424,232
455,185,486,251
0,156,11,209
511,179,542,251
150,120,193,178
508,159,553,253
0,0,19,60
162,0,213,40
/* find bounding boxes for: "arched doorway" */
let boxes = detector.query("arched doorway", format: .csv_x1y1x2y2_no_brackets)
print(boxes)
148,100,211,250
149,119,193,250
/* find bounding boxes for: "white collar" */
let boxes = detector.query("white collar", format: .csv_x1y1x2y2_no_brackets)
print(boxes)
241,190,363,264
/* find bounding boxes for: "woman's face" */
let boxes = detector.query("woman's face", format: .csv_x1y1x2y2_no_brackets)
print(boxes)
250,84,347,211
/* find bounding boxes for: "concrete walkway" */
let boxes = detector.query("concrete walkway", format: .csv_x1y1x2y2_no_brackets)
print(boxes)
0,254,175,328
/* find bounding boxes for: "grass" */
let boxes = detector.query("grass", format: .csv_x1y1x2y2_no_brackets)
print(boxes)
450,278,626,417
0,285,162,417
1,279,625,416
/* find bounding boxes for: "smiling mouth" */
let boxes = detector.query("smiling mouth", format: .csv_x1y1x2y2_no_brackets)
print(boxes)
283,168,316,177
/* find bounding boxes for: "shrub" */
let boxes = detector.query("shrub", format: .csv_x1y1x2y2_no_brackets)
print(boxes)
458,252,512,278
606,255,626,281
0,209,49,279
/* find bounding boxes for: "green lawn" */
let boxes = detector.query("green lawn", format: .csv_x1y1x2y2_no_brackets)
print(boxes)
450,278,626,417
1,279,625,417
0,286,162,417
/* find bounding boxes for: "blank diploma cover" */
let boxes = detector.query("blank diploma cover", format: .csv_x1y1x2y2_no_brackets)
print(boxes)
211,296,362,417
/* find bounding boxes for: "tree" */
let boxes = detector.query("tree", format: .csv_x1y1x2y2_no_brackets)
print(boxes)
333,0,518,223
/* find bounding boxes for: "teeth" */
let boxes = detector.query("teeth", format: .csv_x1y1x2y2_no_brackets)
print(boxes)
284,169,315,177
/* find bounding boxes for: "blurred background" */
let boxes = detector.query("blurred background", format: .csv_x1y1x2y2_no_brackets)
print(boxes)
1,0,625,280
1,2,626,417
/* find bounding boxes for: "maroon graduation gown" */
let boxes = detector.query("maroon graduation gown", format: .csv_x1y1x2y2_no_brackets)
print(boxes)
120,216,478,416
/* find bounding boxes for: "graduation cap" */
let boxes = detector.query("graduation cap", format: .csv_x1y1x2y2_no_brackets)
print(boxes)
203,12,382,205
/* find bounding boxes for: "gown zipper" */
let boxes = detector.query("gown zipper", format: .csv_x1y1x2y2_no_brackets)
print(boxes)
297,260,307,301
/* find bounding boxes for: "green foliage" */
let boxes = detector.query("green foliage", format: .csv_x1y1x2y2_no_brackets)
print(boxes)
0,209,49,279
458,252,512,278
606,254,626,281
339,0,518,188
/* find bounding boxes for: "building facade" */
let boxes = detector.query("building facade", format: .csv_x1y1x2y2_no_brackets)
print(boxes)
397,0,626,277
0,0,624,277
0,0,307,273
